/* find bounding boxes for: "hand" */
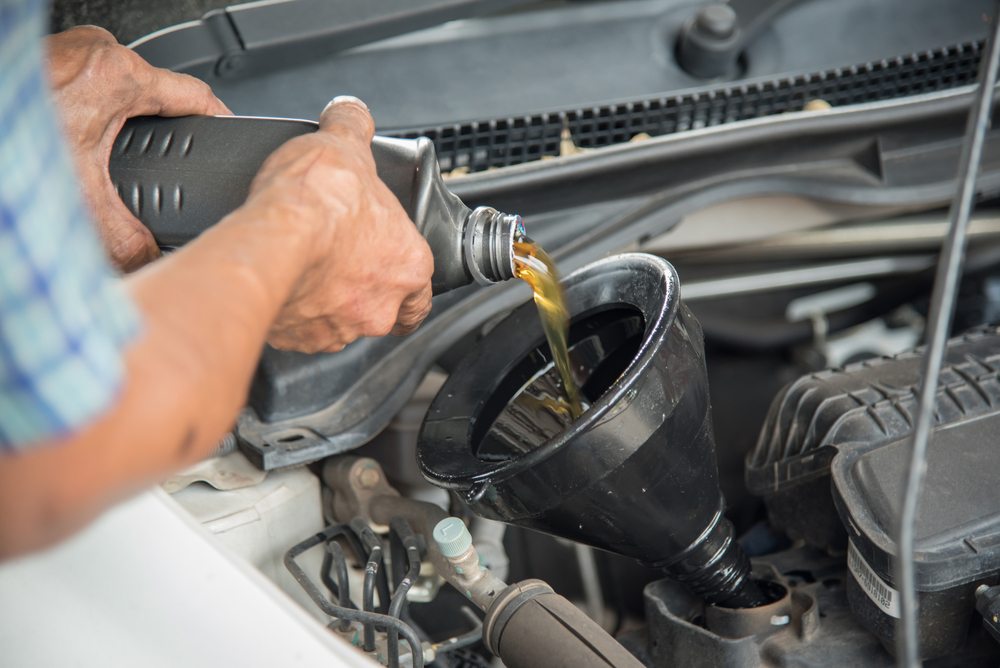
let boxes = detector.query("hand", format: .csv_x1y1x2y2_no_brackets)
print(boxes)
46,26,231,272
241,97,434,353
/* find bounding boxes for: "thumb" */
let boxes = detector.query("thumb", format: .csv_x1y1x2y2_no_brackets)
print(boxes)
319,96,375,145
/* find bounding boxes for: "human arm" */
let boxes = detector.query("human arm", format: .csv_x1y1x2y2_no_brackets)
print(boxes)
0,94,433,558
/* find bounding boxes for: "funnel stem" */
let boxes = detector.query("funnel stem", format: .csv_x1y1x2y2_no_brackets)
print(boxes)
665,516,765,608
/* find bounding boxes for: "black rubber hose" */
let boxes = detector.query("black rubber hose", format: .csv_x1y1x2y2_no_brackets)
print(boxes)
360,543,382,652
387,519,423,668
319,546,340,603
483,580,643,668
368,494,451,577
352,518,392,616
315,524,366,630
325,541,352,632
283,527,425,668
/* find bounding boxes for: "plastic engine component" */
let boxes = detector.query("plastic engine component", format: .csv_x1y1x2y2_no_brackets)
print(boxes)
645,554,889,667
644,546,1000,666
746,325,1000,552
418,253,762,608
831,410,1000,659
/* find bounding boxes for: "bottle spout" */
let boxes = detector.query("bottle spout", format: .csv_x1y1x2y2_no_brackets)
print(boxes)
371,136,521,293
464,207,523,284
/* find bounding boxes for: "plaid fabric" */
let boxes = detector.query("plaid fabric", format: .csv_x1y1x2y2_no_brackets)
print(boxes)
0,0,140,449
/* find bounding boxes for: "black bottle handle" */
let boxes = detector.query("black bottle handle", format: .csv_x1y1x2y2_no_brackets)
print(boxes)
109,115,424,248
108,115,482,293
109,115,322,247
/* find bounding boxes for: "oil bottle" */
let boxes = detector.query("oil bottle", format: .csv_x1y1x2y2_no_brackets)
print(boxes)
110,115,522,291
111,115,582,410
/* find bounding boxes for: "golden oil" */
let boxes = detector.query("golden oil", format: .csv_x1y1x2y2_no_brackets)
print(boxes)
513,238,584,419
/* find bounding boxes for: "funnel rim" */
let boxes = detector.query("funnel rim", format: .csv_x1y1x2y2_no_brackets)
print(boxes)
417,252,681,488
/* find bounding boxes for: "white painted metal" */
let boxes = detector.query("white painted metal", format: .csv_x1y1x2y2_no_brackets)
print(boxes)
170,460,329,623
0,488,374,667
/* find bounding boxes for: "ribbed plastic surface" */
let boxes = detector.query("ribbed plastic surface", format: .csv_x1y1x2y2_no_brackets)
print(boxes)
746,325,1000,550
389,41,982,173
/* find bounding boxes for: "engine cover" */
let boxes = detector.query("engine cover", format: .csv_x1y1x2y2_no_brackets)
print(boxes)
746,325,1000,551
747,324,1000,658
832,410,1000,659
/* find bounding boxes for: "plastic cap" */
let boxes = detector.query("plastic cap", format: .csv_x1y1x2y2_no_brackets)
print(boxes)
433,517,473,558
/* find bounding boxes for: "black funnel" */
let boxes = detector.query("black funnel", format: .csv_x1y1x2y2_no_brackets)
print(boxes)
417,253,763,607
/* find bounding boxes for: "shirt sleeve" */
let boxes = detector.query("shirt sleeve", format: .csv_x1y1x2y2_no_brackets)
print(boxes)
0,0,141,450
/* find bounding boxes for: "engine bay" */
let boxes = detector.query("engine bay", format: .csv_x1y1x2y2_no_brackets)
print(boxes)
36,0,1000,665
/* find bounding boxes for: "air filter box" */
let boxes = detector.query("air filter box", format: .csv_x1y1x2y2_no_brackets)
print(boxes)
746,325,1000,552
830,411,1000,658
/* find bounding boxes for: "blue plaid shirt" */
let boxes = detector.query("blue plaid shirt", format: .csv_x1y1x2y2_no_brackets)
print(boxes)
0,0,140,449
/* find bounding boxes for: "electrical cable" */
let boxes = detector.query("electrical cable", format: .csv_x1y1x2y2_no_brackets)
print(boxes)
895,5,1000,666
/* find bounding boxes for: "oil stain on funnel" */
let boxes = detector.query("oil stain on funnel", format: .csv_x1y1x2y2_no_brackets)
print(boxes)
418,253,763,607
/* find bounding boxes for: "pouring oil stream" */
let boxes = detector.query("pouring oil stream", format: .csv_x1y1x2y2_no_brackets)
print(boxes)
512,235,584,419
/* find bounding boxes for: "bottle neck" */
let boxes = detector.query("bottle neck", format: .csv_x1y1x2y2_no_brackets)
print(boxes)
463,207,522,284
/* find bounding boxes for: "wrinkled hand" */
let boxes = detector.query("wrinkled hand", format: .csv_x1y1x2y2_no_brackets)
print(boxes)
243,97,434,353
46,26,231,271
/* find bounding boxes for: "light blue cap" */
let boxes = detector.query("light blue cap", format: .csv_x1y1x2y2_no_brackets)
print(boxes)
433,517,473,558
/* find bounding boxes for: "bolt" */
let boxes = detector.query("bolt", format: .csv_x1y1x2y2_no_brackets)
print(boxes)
695,3,737,40
357,466,381,489
215,52,246,77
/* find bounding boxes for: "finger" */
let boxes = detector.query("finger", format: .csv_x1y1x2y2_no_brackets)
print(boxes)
93,166,161,270
268,330,347,354
141,65,232,117
391,283,433,336
105,218,160,272
268,316,355,354
64,25,117,46
319,96,375,146
391,308,431,336
78,162,161,271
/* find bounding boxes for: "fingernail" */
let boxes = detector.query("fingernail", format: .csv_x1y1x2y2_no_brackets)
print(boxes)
326,95,369,113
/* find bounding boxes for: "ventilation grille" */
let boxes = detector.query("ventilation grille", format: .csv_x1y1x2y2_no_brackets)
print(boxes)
387,41,983,173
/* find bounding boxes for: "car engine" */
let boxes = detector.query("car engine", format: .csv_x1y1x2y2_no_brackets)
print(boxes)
54,0,1000,665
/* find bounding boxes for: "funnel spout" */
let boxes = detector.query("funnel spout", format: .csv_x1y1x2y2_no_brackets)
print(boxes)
667,515,766,608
